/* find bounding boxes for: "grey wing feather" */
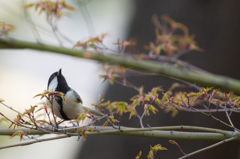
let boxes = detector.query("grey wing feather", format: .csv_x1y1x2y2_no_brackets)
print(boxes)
72,88,83,103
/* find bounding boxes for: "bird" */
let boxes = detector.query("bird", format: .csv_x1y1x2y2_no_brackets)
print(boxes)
46,68,103,122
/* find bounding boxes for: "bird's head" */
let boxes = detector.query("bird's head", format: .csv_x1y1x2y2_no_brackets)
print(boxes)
47,69,69,92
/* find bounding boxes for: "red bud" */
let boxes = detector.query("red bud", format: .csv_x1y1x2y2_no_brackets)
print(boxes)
44,105,48,113
14,118,19,124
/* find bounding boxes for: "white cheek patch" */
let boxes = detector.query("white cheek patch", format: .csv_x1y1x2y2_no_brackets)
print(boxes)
48,77,58,91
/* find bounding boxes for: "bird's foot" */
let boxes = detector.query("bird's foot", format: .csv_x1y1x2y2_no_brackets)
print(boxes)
53,124,58,131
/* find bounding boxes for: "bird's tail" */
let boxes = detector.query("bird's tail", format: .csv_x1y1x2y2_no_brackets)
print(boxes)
82,106,104,117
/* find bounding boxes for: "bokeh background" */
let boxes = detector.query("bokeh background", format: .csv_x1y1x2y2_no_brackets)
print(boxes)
1,0,240,159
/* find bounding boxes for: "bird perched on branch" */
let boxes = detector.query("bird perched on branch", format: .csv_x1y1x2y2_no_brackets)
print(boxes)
46,69,103,121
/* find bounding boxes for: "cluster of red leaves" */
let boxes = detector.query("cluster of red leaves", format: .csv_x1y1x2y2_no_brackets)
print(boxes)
99,65,240,120
114,40,137,52
34,89,66,103
73,33,108,49
8,105,41,140
75,127,93,141
6,90,67,140
99,65,126,84
131,86,162,117
135,144,167,159
148,144,167,159
135,144,167,158
144,15,203,57
25,0,75,20
0,22,16,35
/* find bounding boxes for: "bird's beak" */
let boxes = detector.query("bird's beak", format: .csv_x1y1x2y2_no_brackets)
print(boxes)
58,68,62,76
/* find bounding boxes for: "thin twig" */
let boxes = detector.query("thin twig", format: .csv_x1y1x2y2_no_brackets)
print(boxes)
21,0,42,42
57,113,110,131
0,135,70,150
190,107,240,132
174,49,190,59
55,28,75,45
0,112,36,130
179,136,237,159
48,95,58,129
0,103,28,118
47,18,63,46
78,0,96,37
139,104,149,128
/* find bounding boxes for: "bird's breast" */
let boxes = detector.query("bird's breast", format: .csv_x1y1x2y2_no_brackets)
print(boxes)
46,91,84,120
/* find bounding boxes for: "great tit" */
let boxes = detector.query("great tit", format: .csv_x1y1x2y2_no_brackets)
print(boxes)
46,69,103,121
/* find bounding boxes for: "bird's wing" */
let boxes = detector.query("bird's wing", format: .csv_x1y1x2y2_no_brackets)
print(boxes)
71,88,83,104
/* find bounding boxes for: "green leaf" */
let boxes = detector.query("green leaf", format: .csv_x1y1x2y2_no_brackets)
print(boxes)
147,150,154,159
107,104,115,112
151,86,164,94
165,107,178,117
10,130,21,139
13,124,17,132
76,128,87,141
155,98,161,106
33,93,44,99
114,102,128,115
102,119,110,126
76,113,86,123
0,117,9,124
129,111,137,119
8,123,13,129
136,151,142,159
236,103,240,109
204,87,213,93
101,101,110,107
162,91,172,101
98,94,104,103
188,92,197,97
99,75,108,83
168,83,180,91
108,115,119,123
20,133,23,141
152,144,167,151
148,105,158,114
138,86,144,95
62,3,76,11
24,3,35,9
35,107,44,113
156,45,162,55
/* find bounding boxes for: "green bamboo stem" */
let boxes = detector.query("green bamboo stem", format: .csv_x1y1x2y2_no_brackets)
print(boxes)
0,38,240,93
0,126,238,142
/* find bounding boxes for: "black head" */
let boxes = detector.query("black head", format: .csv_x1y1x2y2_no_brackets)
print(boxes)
47,69,70,93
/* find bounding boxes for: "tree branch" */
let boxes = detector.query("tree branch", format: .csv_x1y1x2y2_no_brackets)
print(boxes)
179,136,237,159
0,38,240,94
0,134,70,150
0,126,238,142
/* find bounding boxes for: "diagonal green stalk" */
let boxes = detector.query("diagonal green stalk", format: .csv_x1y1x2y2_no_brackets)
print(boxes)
179,136,237,159
0,126,238,141
0,38,240,94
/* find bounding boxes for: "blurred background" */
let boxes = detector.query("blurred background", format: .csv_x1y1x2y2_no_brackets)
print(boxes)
1,0,240,159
